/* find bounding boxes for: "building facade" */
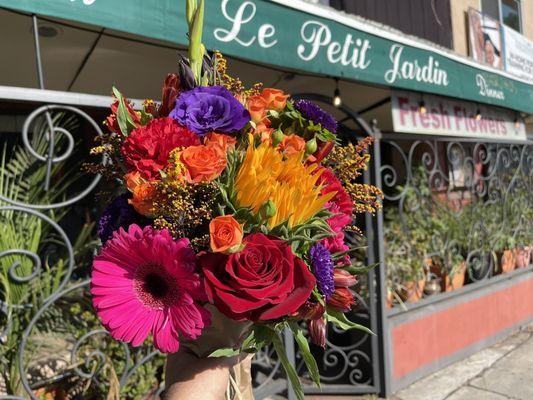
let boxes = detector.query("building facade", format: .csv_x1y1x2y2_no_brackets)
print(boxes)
0,1,531,399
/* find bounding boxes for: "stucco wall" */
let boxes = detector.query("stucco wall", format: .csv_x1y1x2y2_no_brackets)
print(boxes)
450,0,479,56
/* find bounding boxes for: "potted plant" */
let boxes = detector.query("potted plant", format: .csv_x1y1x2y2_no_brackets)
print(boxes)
384,215,428,305
494,234,517,274
425,204,468,292
505,186,532,269
514,221,532,269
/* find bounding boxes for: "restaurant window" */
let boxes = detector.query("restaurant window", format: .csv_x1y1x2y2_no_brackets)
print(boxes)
481,0,522,32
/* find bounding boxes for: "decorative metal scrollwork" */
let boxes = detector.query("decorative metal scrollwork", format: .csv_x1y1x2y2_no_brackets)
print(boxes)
380,136,532,301
0,105,161,399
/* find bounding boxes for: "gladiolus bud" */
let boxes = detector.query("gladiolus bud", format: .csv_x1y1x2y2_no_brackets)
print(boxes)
313,140,334,163
327,287,356,312
158,73,180,117
334,269,357,288
260,199,277,219
305,137,318,154
294,301,325,320
271,129,284,146
309,318,327,348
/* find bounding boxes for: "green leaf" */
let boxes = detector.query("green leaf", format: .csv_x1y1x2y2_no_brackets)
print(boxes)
316,129,337,142
288,322,321,387
112,86,137,136
326,309,375,336
341,262,379,275
208,347,241,358
189,0,205,85
186,0,197,26
271,331,305,400
139,108,154,125
253,324,275,349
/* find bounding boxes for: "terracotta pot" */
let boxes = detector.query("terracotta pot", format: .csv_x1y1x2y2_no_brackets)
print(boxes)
400,279,426,303
386,290,393,309
430,261,466,292
514,246,532,269
423,278,441,296
499,249,516,274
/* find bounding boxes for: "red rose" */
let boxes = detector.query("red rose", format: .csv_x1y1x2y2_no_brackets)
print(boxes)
199,233,316,321
121,117,200,180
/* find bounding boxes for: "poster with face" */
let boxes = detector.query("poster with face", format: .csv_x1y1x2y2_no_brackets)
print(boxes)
468,8,503,70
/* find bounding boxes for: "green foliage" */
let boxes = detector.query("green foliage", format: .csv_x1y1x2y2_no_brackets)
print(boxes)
271,328,305,400
268,100,338,144
186,0,206,85
0,113,165,398
112,87,138,136
288,321,320,387
325,308,374,335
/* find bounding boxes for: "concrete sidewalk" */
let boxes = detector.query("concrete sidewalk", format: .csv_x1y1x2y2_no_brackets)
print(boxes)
307,324,533,400
392,323,533,400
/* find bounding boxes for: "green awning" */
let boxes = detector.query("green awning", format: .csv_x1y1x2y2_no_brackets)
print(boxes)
2,0,532,114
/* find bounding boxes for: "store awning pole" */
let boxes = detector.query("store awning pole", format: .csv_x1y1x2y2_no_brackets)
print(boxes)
31,14,45,90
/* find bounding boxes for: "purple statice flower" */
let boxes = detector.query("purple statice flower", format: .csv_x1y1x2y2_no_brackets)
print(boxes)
309,243,335,300
294,99,338,134
98,194,149,243
170,85,250,136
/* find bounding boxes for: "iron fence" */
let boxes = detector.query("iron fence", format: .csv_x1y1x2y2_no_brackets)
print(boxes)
0,94,531,399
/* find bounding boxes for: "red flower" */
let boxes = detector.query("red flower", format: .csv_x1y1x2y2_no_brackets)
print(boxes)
121,117,200,180
158,73,180,117
294,301,325,320
317,167,353,231
106,98,141,134
309,140,334,164
309,318,327,348
328,287,356,312
333,268,357,287
199,233,316,321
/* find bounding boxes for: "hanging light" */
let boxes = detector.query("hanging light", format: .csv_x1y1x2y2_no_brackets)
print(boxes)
475,108,482,121
418,100,427,115
333,78,342,108
514,116,521,129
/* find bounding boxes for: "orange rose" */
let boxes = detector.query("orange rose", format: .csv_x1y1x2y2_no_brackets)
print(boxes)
205,132,237,152
125,171,157,216
247,95,268,124
279,134,305,157
180,144,227,183
209,215,244,253
261,88,289,111
254,122,274,142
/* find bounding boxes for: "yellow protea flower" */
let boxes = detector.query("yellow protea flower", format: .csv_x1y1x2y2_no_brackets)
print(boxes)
235,137,335,227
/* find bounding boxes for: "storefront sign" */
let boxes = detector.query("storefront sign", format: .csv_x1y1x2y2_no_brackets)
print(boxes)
503,26,533,83
391,90,527,141
467,8,503,70
1,0,533,114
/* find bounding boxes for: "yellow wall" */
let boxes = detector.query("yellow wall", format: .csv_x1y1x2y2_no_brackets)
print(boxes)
450,0,479,56
450,0,533,57
522,1,533,40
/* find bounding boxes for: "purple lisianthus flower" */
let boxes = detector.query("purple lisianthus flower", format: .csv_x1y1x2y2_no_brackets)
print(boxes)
294,99,338,134
98,194,149,243
170,85,250,136
310,243,335,300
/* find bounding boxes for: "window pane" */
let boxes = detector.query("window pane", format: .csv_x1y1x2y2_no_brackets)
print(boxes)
502,0,520,32
481,0,500,20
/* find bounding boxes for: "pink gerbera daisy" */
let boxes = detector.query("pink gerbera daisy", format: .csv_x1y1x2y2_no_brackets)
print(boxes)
91,224,211,353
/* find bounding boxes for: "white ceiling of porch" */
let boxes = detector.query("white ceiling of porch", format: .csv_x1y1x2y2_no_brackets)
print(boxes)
0,8,425,134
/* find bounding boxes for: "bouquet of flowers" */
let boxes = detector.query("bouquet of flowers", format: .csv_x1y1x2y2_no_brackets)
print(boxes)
90,1,381,397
